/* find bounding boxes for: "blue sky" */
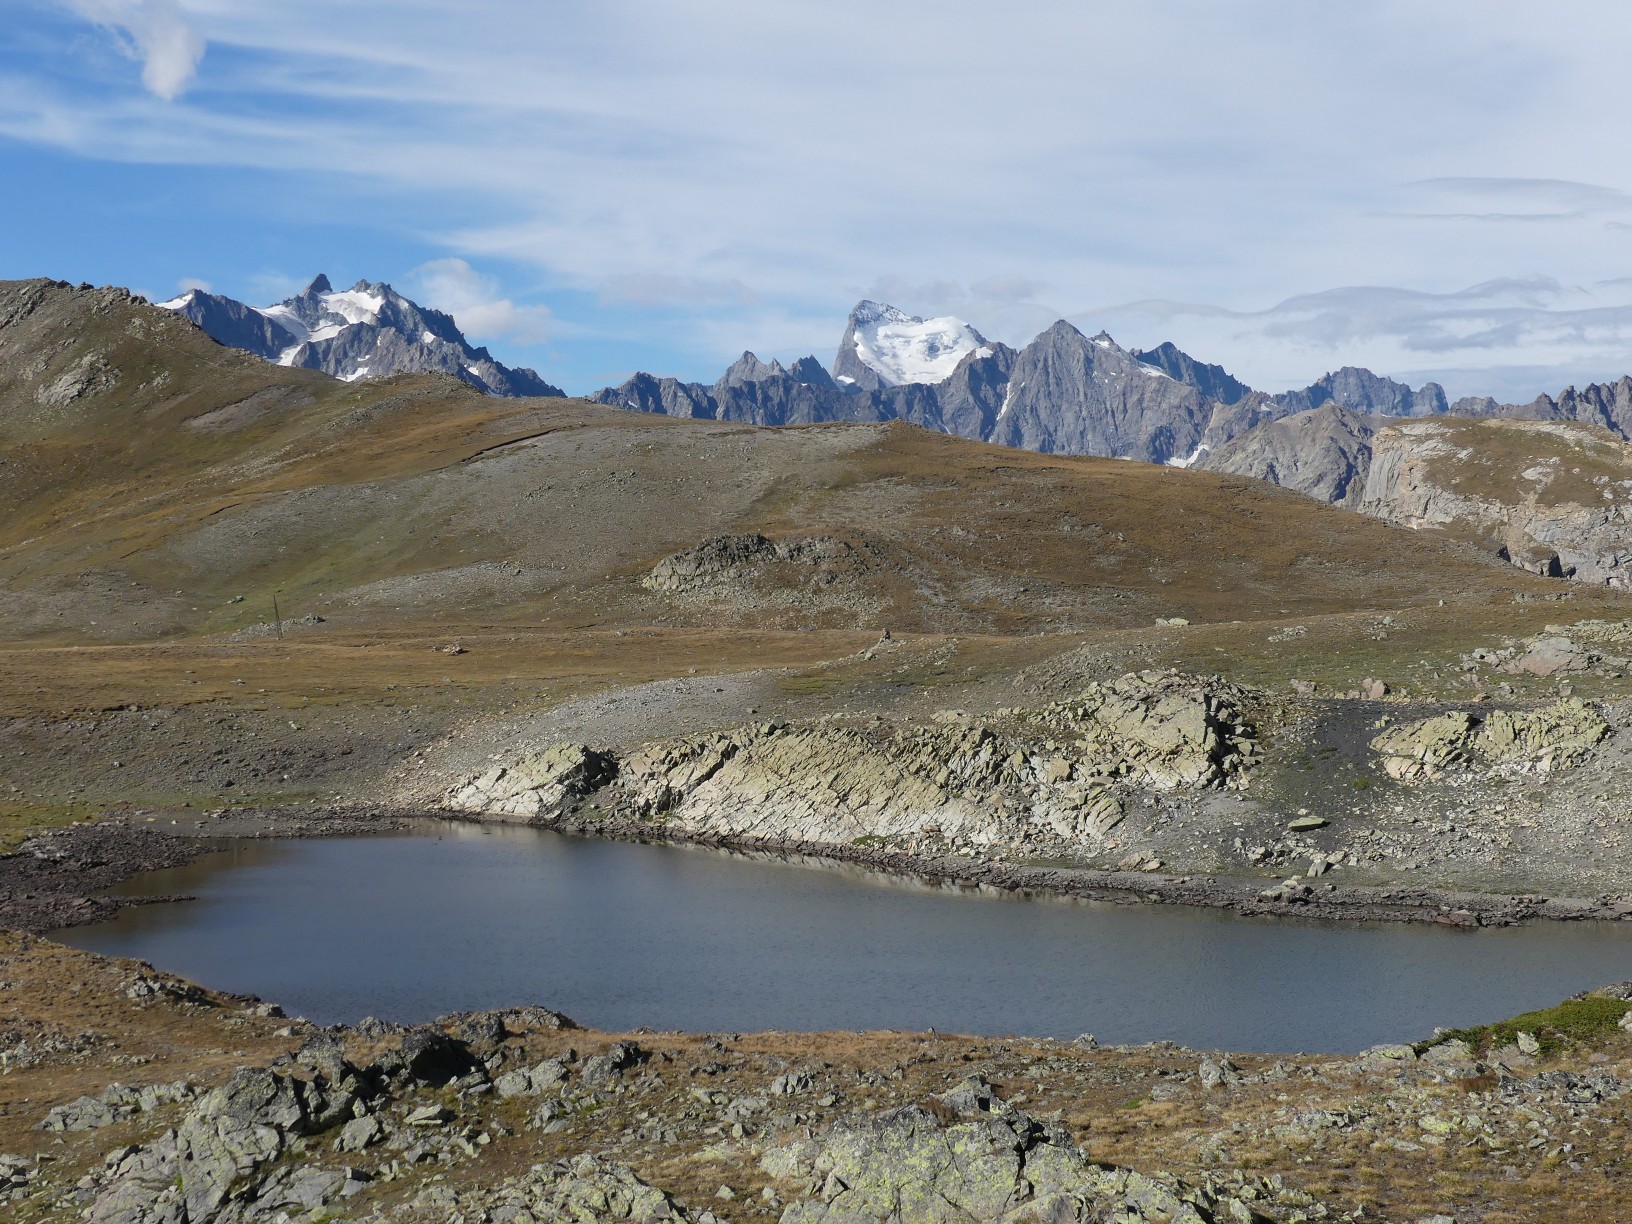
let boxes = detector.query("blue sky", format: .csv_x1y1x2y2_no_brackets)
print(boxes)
8,2,1632,399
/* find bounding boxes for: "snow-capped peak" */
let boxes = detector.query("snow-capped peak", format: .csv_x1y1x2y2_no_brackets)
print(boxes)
845,300,987,387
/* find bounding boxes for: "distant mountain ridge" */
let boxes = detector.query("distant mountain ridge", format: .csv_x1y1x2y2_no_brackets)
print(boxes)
589,301,1497,466
160,275,563,397
592,299,1632,487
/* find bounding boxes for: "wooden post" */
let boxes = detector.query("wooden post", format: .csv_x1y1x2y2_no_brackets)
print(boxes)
273,594,283,641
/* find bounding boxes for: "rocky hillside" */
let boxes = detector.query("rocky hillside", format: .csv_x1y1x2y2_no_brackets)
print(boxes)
160,274,563,396
1203,414,1632,586
0,277,1545,646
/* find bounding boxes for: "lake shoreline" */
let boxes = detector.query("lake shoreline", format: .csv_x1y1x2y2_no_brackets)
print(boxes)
9,802,1628,938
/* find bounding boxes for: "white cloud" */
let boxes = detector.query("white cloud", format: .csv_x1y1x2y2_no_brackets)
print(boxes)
403,259,552,346
1083,277,1632,401
176,274,210,293
62,0,205,100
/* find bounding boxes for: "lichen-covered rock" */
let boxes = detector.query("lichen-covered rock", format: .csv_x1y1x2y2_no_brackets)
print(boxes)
1476,699,1609,770
1372,700,1608,781
39,1080,195,1132
445,743,616,822
84,1068,347,1223
1022,671,1258,790
765,1087,1268,1223
453,1153,692,1221
643,532,878,593
1371,712,1478,781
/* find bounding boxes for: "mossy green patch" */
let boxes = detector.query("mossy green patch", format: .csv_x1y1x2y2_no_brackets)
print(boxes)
0,801,103,852
1418,995,1632,1058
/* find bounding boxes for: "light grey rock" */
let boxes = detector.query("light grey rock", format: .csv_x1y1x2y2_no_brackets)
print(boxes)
453,1153,691,1221
335,1114,384,1152
494,1057,568,1098
1198,1057,1241,1089
765,1090,1269,1223
445,742,617,823
580,1041,646,1086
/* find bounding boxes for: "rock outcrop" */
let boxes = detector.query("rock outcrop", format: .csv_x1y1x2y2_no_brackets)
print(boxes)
1197,404,1376,507
764,1078,1270,1223
643,533,882,594
1370,699,1609,781
1207,413,1632,587
447,673,1259,859
616,673,1255,856
445,743,617,822
1356,418,1632,585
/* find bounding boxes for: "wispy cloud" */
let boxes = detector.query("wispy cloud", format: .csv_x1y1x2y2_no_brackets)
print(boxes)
1386,177,1632,222
61,0,204,100
1086,277,1632,400
402,259,553,346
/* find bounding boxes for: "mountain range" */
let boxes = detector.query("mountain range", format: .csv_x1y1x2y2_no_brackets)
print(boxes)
153,276,1632,578
160,275,562,397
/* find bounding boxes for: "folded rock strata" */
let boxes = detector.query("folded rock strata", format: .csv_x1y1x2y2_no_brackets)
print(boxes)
445,672,1258,858
1370,699,1609,781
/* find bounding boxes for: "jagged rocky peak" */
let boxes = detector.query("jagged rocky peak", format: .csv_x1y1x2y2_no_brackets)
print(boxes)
1275,366,1447,417
716,351,787,390
1134,341,1252,405
833,299,989,390
156,287,294,362
786,355,837,389
158,274,562,397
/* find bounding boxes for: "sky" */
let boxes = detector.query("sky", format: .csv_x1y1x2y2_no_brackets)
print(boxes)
7,2,1632,400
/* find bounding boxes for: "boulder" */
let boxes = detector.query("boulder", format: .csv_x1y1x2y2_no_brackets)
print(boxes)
581,1041,647,1086
398,1027,479,1085
470,1153,691,1220
1371,712,1476,781
1502,636,1594,677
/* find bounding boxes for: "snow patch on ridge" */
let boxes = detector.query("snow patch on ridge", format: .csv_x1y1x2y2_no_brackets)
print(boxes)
1165,443,1211,469
848,300,985,386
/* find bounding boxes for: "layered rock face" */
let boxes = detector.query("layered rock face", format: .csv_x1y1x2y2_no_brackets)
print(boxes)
1205,415,1632,586
446,672,1259,859
1197,405,1377,507
446,743,617,821
1358,419,1632,583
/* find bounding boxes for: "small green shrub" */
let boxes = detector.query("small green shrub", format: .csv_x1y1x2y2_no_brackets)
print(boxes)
1418,996,1631,1057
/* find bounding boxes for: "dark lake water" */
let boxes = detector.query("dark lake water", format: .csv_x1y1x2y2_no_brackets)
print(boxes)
54,822,1632,1053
